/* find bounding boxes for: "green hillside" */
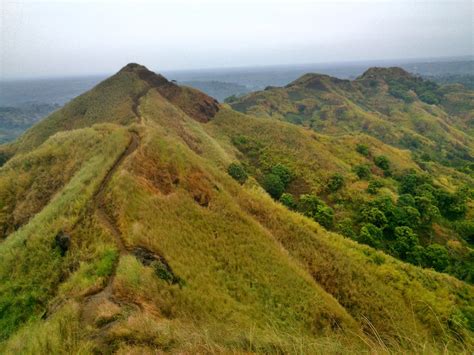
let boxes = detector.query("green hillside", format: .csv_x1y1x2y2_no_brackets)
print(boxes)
226,68,474,283
227,67,474,169
0,64,472,354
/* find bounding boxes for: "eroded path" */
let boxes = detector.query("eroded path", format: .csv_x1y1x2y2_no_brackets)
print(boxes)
80,85,155,328
79,92,180,348
81,130,140,325
94,131,139,254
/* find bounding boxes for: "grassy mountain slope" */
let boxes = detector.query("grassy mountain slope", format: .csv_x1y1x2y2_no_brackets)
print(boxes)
227,67,474,169
225,68,474,284
0,65,472,353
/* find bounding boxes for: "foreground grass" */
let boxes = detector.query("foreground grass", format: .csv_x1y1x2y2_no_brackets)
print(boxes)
0,125,129,341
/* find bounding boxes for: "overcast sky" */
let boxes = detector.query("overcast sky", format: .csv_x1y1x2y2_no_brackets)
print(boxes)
1,0,472,79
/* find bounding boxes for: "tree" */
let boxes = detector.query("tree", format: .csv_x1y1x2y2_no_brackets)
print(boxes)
279,193,296,210
263,174,284,199
298,194,334,228
356,144,370,156
418,91,439,105
394,206,421,229
397,194,416,208
423,244,449,272
413,183,436,199
398,171,431,195
391,226,419,260
374,155,391,175
435,189,468,220
227,163,248,184
314,205,335,229
358,223,383,248
224,95,238,103
369,195,395,215
367,180,384,195
336,218,356,239
360,207,388,229
327,173,344,192
407,245,426,266
354,164,371,179
414,196,440,225
271,164,293,188
454,220,474,244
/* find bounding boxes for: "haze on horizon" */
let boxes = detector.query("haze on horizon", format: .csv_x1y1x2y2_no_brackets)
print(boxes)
1,0,473,80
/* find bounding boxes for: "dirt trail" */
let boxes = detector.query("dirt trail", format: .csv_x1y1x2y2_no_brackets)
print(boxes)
80,88,150,330
81,131,140,326
93,132,139,254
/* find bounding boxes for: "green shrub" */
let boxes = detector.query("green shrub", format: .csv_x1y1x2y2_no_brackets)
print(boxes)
454,220,474,244
227,163,248,184
326,173,344,192
353,164,371,179
398,171,431,195
271,163,293,187
391,226,419,260
279,193,296,210
423,244,450,272
95,249,118,277
356,144,369,156
336,218,356,239
367,180,384,194
358,223,383,248
397,194,416,207
360,207,388,229
406,245,426,266
262,173,285,199
388,85,414,103
417,91,439,105
435,188,468,220
374,155,391,175
414,196,440,225
369,195,395,214
298,194,334,228
394,206,421,229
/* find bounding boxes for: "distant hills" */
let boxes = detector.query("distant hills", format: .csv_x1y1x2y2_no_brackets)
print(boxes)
227,67,474,168
1,58,472,145
0,64,472,353
0,103,60,144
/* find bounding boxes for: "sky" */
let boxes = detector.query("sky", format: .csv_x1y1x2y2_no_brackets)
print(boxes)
1,0,473,79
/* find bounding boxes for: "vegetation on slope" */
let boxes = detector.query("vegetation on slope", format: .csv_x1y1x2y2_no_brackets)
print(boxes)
0,125,130,340
227,67,474,170
0,64,473,353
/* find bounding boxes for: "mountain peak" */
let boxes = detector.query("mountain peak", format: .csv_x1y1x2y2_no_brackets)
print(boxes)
358,67,413,81
118,63,219,122
287,73,349,90
119,62,148,72
118,63,170,87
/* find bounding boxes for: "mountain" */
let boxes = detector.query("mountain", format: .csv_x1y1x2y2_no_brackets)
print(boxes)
179,80,250,101
226,67,474,281
227,67,474,168
0,64,472,353
0,103,60,144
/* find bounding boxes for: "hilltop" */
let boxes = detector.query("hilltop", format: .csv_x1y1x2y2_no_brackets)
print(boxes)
228,67,474,168
0,64,473,353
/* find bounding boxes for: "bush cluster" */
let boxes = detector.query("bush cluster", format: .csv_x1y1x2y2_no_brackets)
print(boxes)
227,163,248,184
